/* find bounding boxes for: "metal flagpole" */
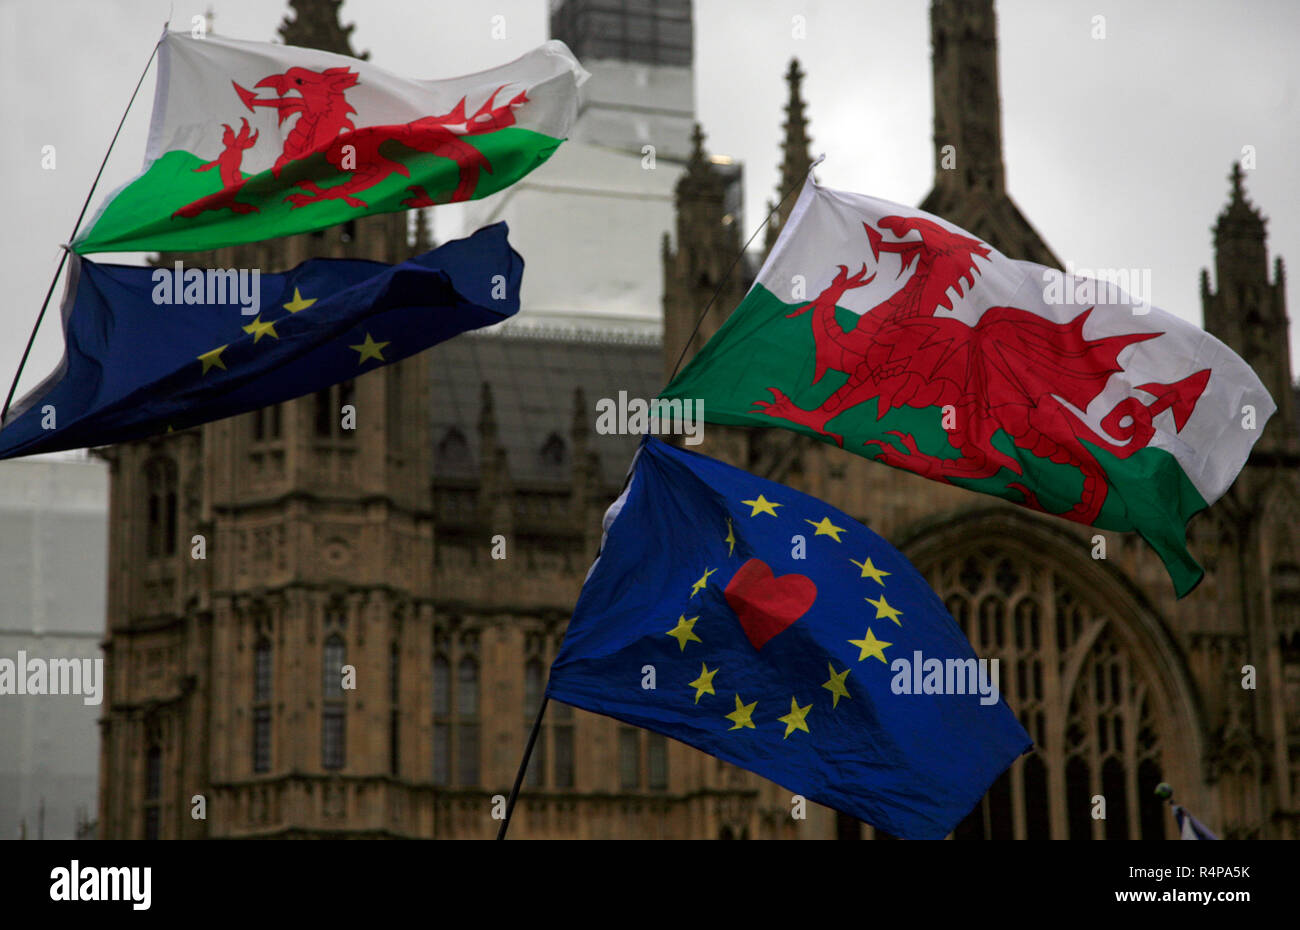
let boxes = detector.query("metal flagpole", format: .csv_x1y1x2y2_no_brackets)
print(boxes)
496,695,549,839
1,28,166,425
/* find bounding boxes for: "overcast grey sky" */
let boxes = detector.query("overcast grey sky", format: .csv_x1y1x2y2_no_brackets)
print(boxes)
2,0,1297,403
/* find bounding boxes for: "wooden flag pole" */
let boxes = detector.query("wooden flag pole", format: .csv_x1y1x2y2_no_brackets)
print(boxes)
2,29,165,425
496,695,549,840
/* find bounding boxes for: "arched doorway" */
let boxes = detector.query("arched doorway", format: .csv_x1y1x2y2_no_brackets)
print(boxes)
902,510,1204,839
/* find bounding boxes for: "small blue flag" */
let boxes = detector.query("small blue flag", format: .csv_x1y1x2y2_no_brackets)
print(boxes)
1173,805,1218,840
0,223,521,459
548,436,1031,839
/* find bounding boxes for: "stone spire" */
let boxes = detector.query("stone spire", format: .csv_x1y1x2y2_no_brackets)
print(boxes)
927,0,1004,198
918,0,1059,267
677,125,725,201
278,0,367,58
1202,163,1293,444
662,123,745,383
672,124,731,252
765,59,814,252
1213,162,1269,283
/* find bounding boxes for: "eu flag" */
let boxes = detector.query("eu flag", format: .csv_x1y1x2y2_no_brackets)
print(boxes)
0,223,521,459
548,437,1031,839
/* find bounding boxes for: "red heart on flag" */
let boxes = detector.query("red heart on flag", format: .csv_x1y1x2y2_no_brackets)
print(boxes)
724,558,818,651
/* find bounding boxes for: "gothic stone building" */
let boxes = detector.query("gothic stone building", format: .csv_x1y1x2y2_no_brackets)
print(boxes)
96,0,1299,839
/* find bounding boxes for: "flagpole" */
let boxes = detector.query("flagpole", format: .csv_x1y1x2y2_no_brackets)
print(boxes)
1,30,165,425
496,695,548,840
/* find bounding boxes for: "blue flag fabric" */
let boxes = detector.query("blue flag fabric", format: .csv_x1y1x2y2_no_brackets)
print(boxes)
0,223,521,459
548,436,1032,839
1173,805,1218,840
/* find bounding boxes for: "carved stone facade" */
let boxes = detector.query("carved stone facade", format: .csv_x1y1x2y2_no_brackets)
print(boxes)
96,0,1297,839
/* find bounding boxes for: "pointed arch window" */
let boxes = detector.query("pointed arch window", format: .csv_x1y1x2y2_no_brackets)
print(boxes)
436,428,472,473
524,659,547,788
253,638,272,773
917,541,1174,840
539,432,567,469
432,654,451,786
322,634,346,770
144,457,179,559
431,626,481,788
456,657,480,786
619,726,640,790
647,733,668,791
252,404,282,442
314,381,356,440
552,701,575,789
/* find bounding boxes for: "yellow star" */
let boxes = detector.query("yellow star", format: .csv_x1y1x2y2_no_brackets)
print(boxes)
740,494,781,518
350,332,390,364
197,344,228,374
805,516,846,542
865,594,904,626
725,694,757,731
688,663,718,704
849,628,892,663
777,697,812,739
724,518,736,557
283,287,317,313
666,614,701,651
690,567,716,597
850,556,891,586
241,315,279,343
822,663,852,708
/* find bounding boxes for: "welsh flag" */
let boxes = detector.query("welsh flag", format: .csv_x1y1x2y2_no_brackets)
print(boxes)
73,32,586,254
661,178,1276,597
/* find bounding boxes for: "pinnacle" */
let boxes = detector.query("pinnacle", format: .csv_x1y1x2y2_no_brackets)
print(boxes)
680,122,722,191
279,0,366,58
690,123,707,163
770,58,814,249
1215,161,1266,242
785,58,804,92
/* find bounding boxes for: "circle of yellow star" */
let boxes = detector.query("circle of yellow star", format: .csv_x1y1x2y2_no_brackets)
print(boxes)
865,594,904,626
688,663,718,704
740,494,781,517
777,697,812,739
724,518,736,556
241,315,279,343
283,287,317,313
822,663,852,708
690,567,716,597
850,556,890,585
197,344,228,374
805,516,846,542
849,627,892,663
725,694,757,730
666,614,701,651
350,332,390,364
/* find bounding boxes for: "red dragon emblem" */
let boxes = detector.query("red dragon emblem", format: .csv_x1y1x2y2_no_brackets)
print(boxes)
173,65,528,218
754,217,1211,526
